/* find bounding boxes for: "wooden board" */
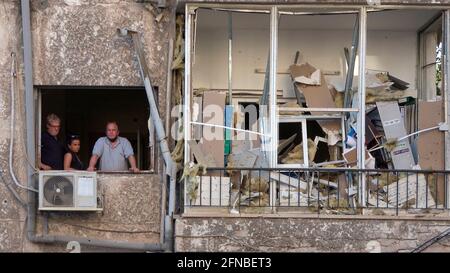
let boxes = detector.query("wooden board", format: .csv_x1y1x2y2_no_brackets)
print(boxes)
342,147,371,167
228,151,258,169
383,174,436,208
290,63,341,132
188,140,217,167
200,91,226,168
290,63,336,112
279,184,310,207
337,173,349,200
418,100,445,204
270,172,308,190
192,96,203,140
186,176,231,207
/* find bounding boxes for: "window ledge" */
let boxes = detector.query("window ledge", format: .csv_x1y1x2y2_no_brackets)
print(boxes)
97,170,155,175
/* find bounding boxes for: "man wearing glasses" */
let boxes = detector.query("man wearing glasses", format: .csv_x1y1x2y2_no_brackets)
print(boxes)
40,113,65,170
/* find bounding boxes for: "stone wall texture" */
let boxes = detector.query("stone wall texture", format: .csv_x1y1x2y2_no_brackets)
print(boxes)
175,217,450,252
0,0,173,252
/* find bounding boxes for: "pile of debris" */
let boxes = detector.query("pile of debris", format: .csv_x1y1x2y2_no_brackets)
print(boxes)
183,54,444,212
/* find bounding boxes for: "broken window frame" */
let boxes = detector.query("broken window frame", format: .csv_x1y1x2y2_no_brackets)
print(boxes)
232,96,259,146
275,7,361,171
419,13,444,101
184,3,450,209
184,4,369,169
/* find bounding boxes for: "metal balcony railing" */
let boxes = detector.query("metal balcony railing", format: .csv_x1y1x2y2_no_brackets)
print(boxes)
180,167,450,215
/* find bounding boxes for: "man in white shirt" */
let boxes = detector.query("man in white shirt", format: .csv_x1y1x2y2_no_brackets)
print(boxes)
87,121,139,172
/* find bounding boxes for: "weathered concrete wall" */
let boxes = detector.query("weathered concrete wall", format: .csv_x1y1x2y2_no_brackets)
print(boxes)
31,0,176,133
32,0,174,87
24,173,162,252
175,217,450,252
0,0,28,253
0,0,173,252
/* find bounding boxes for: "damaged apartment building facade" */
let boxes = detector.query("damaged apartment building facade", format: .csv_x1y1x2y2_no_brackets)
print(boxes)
2,0,450,252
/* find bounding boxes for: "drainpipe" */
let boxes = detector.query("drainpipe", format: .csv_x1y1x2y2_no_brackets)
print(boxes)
21,0,169,252
115,28,177,251
143,76,177,252
161,37,174,245
133,32,177,252
21,0,38,245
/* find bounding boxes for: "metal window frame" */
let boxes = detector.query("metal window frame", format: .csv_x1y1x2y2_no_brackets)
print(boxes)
184,3,450,208
184,5,194,164
444,10,450,209
358,6,367,206
418,12,443,101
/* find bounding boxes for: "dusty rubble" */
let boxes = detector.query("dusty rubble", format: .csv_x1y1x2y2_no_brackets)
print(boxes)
183,52,442,212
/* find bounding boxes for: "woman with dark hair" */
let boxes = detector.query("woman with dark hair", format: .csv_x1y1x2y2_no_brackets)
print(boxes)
63,135,84,170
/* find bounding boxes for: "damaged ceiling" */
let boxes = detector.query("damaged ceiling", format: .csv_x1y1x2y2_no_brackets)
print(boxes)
197,9,440,31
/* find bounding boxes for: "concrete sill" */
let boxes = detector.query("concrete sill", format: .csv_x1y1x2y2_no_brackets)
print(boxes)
97,170,155,175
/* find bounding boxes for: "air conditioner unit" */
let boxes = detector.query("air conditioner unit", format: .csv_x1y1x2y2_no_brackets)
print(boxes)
39,171,102,211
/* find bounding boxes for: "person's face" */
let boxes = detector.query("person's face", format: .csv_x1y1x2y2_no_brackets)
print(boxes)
106,123,119,140
46,120,60,137
68,139,80,153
